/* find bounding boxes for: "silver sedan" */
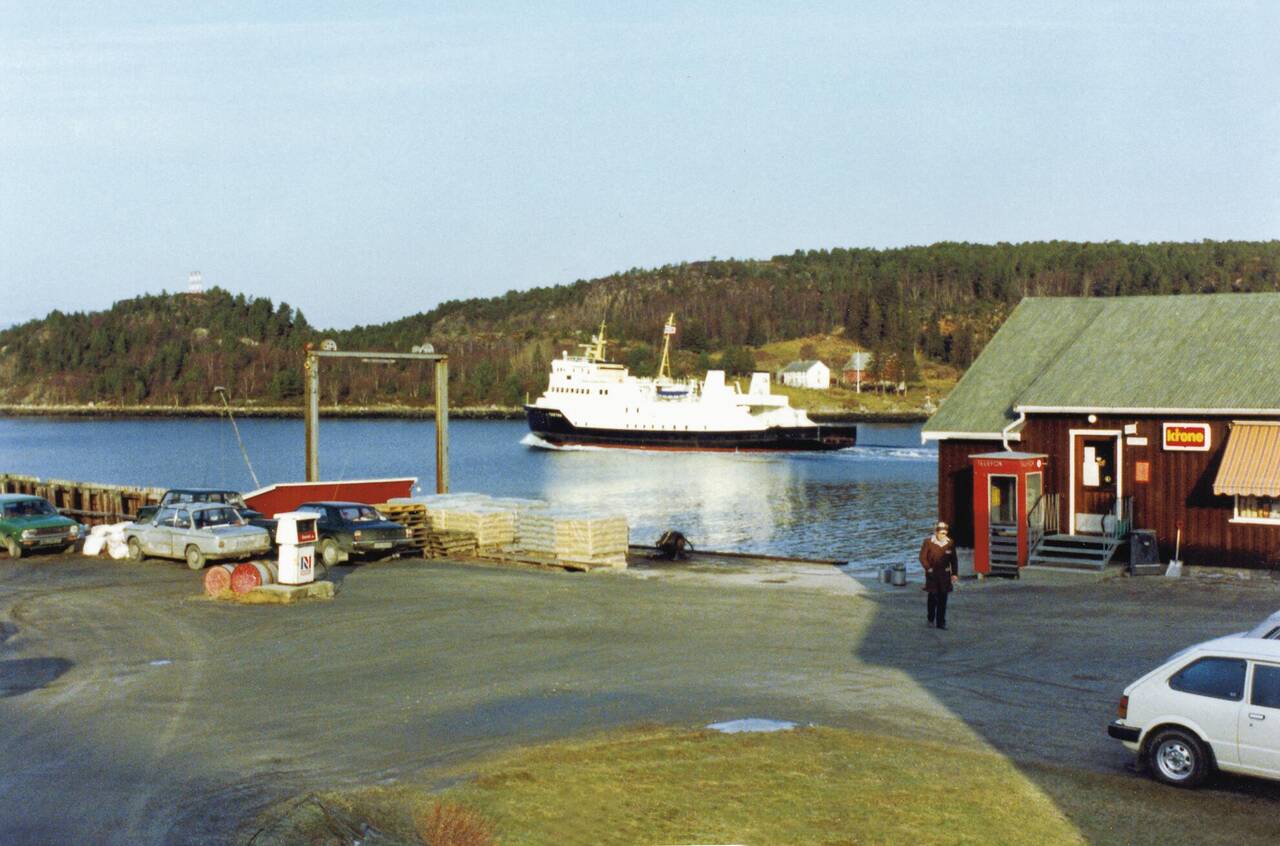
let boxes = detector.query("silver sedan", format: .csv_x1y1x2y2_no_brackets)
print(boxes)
125,503,271,570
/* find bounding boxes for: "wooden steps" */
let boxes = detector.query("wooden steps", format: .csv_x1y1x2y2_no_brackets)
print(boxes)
1027,533,1123,572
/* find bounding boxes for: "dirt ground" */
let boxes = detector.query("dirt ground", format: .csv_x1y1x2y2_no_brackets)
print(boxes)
1,551,1277,845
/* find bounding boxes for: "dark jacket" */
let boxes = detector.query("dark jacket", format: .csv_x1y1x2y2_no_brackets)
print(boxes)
919,535,957,594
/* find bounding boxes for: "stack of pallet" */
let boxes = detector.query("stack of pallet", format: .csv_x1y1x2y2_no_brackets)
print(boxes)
518,508,629,569
376,502,432,551
376,500,477,559
424,529,478,558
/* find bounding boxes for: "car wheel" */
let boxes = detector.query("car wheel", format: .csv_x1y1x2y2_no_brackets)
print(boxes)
4,536,21,560
1147,728,1210,788
127,537,144,562
184,545,206,571
320,538,342,568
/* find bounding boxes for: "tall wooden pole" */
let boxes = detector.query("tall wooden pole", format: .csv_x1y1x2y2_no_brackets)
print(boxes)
435,359,449,493
305,352,320,482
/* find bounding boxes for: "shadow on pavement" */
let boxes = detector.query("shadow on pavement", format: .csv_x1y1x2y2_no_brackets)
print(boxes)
854,575,1280,841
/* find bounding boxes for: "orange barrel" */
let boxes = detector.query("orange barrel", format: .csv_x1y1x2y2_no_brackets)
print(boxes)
203,564,236,596
230,560,279,594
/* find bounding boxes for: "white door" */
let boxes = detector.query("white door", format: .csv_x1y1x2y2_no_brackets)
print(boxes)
1239,662,1280,775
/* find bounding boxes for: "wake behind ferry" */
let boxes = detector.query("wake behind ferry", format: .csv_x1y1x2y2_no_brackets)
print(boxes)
524,317,857,451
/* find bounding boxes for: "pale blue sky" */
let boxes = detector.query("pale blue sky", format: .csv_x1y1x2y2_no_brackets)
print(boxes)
2,1,1277,329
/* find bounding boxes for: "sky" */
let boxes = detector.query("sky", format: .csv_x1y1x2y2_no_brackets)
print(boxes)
2,1,1278,330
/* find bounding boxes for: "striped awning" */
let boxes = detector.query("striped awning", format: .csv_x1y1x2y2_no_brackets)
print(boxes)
1213,423,1280,497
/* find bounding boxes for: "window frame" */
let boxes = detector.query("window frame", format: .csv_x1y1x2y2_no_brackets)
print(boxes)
1231,494,1280,526
1250,662,1280,710
1167,656,1248,702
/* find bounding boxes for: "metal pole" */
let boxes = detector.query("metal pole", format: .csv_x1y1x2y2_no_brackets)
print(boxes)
305,352,320,482
435,359,449,493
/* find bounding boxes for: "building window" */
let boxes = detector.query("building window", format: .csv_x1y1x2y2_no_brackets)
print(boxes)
1235,495,1280,524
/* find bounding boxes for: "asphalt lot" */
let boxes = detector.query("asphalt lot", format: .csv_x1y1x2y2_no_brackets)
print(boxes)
1,551,1278,844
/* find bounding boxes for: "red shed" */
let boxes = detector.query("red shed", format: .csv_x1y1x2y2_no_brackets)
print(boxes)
924,294,1280,574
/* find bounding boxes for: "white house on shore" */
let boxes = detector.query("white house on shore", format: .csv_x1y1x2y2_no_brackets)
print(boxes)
779,359,830,389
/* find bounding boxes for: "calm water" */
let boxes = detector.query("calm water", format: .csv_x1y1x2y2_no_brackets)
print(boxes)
0,417,937,572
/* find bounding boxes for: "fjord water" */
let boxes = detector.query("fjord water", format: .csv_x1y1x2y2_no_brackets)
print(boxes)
0,418,935,572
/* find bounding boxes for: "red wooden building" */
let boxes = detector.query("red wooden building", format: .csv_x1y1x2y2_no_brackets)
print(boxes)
923,294,1280,574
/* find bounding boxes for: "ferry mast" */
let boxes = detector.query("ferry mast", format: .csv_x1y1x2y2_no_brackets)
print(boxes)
657,313,676,381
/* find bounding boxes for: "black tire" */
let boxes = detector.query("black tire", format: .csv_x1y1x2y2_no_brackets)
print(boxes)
127,537,144,562
1146,728,1210,788
4,536,22,560
320,538,342,568
184,545,206,571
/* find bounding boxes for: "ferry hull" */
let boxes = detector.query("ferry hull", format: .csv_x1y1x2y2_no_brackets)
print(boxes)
525,406,856,452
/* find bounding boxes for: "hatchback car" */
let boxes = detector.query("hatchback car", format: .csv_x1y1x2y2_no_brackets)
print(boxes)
0,494,82,559
1243,610,1280,640
1108,636,1280,788
125,502,271,570
295,501,413,566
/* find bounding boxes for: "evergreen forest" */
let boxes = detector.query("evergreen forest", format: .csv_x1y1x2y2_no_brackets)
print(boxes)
2,240,1278,409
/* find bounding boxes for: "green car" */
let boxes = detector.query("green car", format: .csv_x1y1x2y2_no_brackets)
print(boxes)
0,494,82,559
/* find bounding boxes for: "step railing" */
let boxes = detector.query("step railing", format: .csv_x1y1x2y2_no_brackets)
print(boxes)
1104,496,1133,541
1026,492,1060,565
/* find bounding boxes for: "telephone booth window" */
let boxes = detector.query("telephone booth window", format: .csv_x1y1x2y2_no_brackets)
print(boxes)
1025,472,1043,519
989,476,1017,525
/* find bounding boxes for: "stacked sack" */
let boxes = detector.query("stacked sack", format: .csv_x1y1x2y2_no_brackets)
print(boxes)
517,507,629,569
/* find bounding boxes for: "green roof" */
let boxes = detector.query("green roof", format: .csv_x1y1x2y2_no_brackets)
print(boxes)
924,294,1280,439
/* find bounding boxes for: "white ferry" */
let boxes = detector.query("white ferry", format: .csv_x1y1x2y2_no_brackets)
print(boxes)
524,317,857,451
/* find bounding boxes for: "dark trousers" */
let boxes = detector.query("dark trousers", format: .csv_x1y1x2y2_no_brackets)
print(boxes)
927,591,949,627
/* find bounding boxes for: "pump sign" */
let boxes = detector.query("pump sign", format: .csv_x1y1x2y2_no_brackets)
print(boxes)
1163,422,1211,451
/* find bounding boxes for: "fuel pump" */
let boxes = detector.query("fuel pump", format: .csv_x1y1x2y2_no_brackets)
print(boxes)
274,511,318,585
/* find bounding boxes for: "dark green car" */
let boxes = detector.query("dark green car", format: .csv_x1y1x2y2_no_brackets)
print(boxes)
0,494,82,559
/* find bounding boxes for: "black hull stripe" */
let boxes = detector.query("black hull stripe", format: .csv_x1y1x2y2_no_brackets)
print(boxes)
524,406,857,452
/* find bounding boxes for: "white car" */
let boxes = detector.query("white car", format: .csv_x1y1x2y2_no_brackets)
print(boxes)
1243,610,1280,640
1108,636,1280,787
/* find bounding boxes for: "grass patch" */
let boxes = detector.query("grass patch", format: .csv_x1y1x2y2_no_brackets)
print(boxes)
253,725,1280,845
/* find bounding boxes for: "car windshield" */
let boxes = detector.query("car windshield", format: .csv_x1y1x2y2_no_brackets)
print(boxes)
195,507,244,528
339,506,382,522
4,499,57,518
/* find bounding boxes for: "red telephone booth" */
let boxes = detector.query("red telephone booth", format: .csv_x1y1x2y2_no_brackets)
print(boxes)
970,451,1048,575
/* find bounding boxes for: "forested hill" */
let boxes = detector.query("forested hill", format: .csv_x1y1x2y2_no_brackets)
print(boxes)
3,240,1279,409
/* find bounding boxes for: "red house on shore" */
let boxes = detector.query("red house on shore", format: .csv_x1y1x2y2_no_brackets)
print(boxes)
923,294,1280,574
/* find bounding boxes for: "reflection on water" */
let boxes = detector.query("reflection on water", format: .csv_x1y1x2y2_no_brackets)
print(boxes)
0,417,936,573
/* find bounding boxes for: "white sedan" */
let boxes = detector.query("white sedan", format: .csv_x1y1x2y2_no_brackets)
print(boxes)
125,502,271,570
1108,636,1280,787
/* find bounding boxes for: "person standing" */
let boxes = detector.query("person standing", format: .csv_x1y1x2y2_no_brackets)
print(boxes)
919,521,958,629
